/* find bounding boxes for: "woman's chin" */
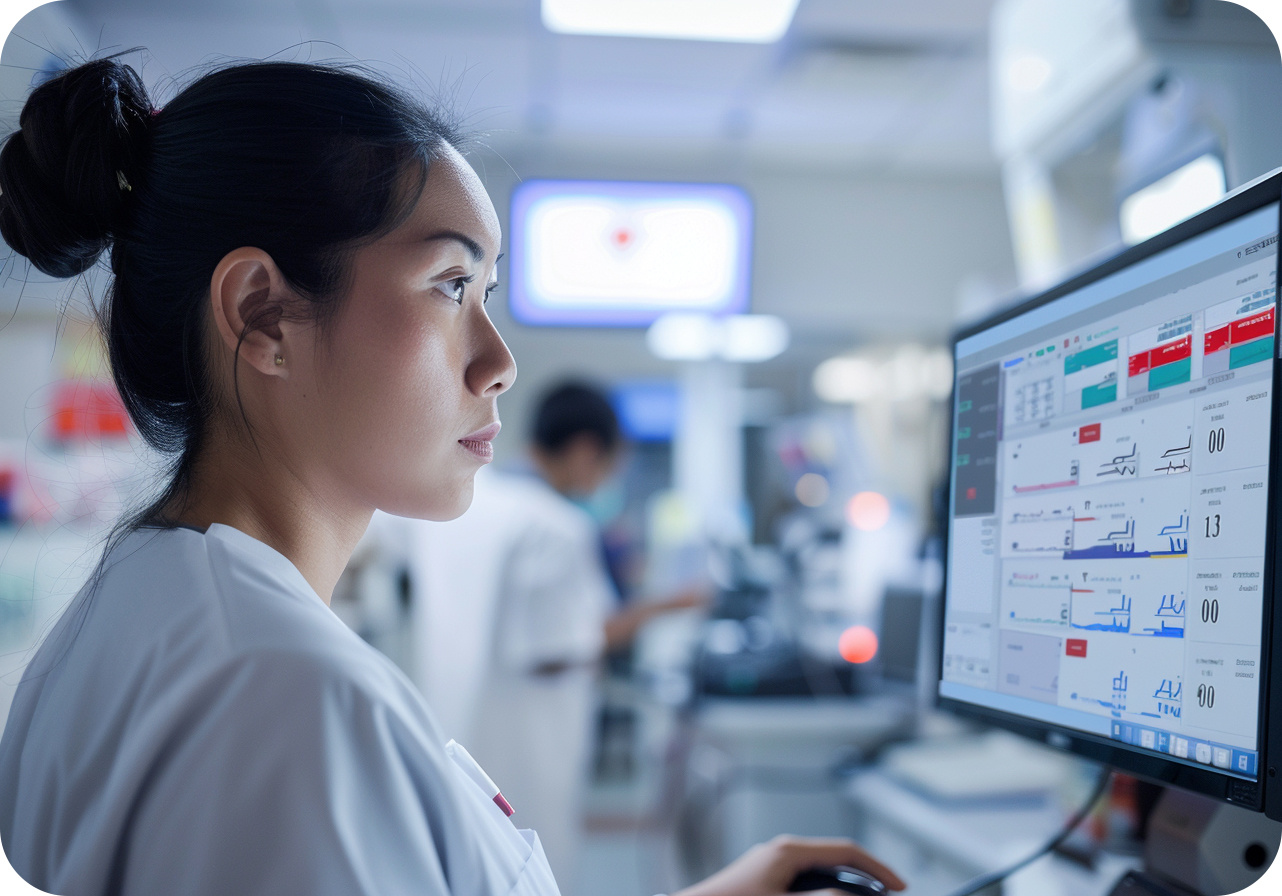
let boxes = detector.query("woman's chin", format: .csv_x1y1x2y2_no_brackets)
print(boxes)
393,483,474,522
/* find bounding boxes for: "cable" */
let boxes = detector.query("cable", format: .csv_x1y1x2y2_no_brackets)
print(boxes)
939,765,1114,896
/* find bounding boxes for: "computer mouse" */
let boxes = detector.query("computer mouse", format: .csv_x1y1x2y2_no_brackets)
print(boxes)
787,866,887,895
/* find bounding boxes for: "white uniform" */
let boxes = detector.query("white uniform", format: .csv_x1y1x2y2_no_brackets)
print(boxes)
375,470,614,891
0,523,561,896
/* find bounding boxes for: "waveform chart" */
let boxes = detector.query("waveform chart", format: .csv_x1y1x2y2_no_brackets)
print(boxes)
1059,634,1184,724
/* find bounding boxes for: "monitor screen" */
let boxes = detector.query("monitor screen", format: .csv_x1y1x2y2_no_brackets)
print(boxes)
611,381,681,442
940,175,1280,814
508,179,752,326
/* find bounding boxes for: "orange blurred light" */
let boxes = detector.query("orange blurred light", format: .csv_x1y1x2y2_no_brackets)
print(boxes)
794,472,829,507
839,625,878,664
846,491,890,530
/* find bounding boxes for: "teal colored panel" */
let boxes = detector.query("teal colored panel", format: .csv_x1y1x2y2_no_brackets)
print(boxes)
1081,382,1117,409
1229,335,1274,370
1064,340,1118,375
1148,357,1191,391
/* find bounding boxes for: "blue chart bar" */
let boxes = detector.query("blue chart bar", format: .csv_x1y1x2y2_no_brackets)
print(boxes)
1139,594,1186,638
1072,595,1131,633
1062,510,1189,560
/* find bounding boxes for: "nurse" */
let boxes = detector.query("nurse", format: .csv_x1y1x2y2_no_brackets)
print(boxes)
0,56,906,896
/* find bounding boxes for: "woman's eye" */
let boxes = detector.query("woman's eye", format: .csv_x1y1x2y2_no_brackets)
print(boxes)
449,278,467,304
437,276,488,305
484,284,497,305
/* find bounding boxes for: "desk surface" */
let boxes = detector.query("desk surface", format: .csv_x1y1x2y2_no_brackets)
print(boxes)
692,694,917,765
844,769,1142,896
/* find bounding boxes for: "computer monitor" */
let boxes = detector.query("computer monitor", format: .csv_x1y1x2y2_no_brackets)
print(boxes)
939,170,1282,819
508,179,752,327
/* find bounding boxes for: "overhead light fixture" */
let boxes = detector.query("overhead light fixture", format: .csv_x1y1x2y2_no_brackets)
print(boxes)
646,313,789,362
647,313,721,361
813,356,882,404
542,0,801,43
813,345,953,404
720,314,790,362
1119,154,1226,246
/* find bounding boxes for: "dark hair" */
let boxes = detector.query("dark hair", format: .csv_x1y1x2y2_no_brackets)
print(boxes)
532,381,621,456
0,53,461,529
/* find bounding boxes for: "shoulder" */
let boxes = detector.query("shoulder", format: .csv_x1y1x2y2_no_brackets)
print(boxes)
111,645,483,896
31,524,428,735
190,641,443,763
0,529,467,894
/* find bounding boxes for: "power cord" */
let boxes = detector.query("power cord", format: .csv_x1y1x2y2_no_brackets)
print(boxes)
940,765,1114,896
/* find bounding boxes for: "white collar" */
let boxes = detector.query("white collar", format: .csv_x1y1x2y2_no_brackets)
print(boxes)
171,522,324,606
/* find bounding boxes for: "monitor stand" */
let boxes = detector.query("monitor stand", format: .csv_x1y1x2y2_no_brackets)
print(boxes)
1106,787,1280,896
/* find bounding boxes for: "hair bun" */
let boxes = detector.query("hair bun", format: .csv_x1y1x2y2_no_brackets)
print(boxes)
0,57,152,278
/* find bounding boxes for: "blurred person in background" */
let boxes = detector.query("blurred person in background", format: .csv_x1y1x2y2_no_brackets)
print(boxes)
367,380,706,890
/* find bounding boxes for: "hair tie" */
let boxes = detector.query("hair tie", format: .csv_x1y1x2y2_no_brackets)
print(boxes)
149,107,162,118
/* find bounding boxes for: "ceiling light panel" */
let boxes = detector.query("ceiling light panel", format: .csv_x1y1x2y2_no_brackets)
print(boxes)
543,0,801,43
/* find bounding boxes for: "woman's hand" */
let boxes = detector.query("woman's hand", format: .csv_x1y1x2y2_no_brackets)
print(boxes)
671,835,907,896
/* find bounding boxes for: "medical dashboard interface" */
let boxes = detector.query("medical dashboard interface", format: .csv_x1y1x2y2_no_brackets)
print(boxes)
942,202,1279,783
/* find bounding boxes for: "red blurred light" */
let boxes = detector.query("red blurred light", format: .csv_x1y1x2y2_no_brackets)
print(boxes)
838,625,878,664
846,491,890,531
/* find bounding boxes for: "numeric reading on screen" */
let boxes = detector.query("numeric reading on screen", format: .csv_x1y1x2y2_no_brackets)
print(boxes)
943,206,1278,782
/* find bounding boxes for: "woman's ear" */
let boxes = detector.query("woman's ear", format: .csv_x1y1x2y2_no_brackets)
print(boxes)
207,247,292,378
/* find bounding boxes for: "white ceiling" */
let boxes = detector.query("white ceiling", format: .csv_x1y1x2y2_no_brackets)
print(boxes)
64,0,1000,173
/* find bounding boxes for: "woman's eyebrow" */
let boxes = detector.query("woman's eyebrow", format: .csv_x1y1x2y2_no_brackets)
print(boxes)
423,230,485,262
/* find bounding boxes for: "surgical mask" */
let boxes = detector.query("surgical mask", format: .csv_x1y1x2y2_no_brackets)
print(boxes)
572,480,626,526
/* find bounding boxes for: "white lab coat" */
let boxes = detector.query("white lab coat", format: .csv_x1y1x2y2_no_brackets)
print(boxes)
371,470,614,891
0,523,561,896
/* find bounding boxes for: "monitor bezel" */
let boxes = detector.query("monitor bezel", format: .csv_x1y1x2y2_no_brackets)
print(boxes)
938,171,1282,817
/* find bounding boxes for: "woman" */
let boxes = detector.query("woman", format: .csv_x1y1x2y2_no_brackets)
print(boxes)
0,57,906,896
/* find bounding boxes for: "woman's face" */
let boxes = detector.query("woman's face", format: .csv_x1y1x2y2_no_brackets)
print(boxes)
282,144,516,521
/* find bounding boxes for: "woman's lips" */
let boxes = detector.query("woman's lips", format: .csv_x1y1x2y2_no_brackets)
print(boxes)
459,438,494,461
459,422,500,462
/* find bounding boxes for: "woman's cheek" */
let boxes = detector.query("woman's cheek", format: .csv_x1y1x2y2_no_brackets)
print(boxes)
395,352,459,445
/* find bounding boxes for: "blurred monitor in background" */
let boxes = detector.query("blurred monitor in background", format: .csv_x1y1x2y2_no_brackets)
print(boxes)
508,180,752,327
877,586,925,686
